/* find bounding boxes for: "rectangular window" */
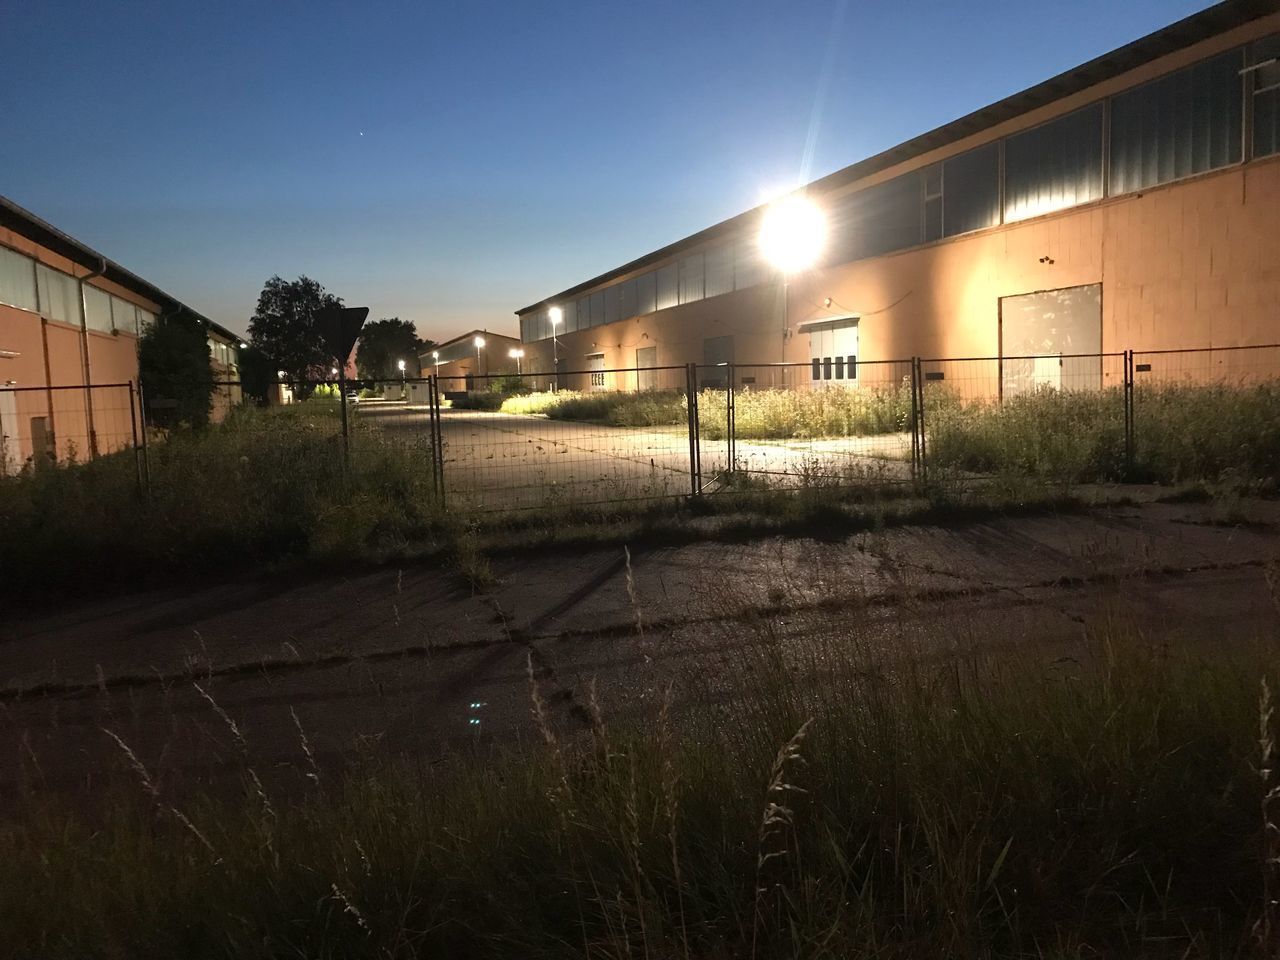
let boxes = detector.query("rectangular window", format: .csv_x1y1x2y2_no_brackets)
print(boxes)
137,309,156,335
923,164,942,242
702,335,733,387
604,284,620,325
811,358,821,381
111,295,138,335
834,172,922,262
703,243,733,298
1109,48,1243,195
36,264,79,325
519,315,532,342
655,262,678,311
0,245,37,312
1004,102,1104,223
943,142,1000,237
575,295,590,333
734,235,769,289
678,252,704,304
618,278,638,319
589,290,605,326
1252,35,1280,159
636,271,657,315
84,285,113,333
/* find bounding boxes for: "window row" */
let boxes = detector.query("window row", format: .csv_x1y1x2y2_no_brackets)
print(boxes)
0,244,155,335
521,35,1279,343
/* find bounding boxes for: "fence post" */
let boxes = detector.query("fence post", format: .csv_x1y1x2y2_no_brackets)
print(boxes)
911,357,928,486
1123,349,1135,478
338,370,350,469
726,362,736,476
137,380,151,496
127,382,143,498
429,374,446,507
685,362,701,496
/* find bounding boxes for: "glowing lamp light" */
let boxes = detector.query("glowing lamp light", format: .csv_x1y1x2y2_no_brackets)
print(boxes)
508,348,524,358
474,336,486,348
432,350,439,359
758,194,826,274
330,367,338,375
397,359,406,371
549,306,562,327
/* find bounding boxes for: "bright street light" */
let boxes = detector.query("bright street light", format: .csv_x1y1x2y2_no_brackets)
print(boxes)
474,335,486,380
758,193,826,274
509,347,524,375
397,359,406,371
548,306,563,389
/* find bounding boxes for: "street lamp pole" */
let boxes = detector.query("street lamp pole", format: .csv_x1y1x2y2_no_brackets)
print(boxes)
474,336,486,386
509,348,524,376
549,306,562,391
397,358,406,397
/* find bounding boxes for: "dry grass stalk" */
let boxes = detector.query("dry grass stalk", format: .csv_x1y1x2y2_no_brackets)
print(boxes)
587,677,611,763
624,546,644,639
290,707,322,786
1257,677,1280,955
657,682,690,960
331,882,370,932
194,682,276,822
526,652,574,813
101,727,220,861
751,717,815,959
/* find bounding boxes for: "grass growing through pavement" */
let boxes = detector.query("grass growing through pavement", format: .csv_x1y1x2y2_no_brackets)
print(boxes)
2,598,1273,958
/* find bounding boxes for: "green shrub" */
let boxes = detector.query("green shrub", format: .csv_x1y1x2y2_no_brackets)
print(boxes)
700,382,913,440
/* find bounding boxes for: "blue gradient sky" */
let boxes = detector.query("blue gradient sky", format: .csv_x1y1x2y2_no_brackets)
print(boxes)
3,0,1208,341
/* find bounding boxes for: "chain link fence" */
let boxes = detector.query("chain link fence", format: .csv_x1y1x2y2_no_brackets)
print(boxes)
9,342,1280,510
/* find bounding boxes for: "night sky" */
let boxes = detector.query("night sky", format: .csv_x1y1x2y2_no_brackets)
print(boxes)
3,0,1207,341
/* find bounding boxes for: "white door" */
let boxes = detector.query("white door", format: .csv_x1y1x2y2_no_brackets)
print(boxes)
0,391,19,475
587,354,607,391
808,322,859,384
1033,354,1061,390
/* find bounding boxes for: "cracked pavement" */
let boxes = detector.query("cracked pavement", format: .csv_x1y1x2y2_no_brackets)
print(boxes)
2,498,1278,799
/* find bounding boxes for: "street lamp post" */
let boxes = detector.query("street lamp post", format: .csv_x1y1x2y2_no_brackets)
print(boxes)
509,347,524,376
397,358,406,398
432,350,440,378
548,306,562,391
474,336,486,387
758,193,826,365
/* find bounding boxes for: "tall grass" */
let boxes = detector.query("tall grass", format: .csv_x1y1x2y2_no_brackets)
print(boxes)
1,604,1271,958
501,383,913,440
0,401,443,594
926,381,1280,485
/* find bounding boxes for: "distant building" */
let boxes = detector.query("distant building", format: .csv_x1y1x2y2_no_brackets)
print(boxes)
516,3,1280,394
0,196,239,469
418,329,524,389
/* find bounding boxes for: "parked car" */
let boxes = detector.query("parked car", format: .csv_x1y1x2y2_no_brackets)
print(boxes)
344,387,360,404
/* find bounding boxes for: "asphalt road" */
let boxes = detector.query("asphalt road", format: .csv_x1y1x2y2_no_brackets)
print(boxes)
3,499,1277,803
356,403,913,509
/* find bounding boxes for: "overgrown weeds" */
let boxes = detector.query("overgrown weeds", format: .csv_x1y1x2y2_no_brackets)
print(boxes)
1,604,1272,958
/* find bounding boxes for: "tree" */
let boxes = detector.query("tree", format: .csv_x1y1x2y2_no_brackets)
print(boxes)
355,318,432,381
139,311,214,429
237,344,276,405
246,276,343,393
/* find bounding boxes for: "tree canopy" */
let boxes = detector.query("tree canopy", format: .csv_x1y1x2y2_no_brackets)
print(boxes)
138,311,213,429
355,318,432,381
247,276,343,387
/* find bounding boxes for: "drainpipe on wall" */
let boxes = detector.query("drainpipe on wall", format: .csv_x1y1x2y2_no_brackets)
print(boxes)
39,317,56,460
78,256,107,459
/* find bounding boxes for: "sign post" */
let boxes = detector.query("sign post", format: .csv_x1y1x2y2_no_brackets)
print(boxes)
316,305,369,464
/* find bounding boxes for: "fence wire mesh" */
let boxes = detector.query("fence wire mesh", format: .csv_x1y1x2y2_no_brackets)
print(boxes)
13,342,1280,510
0,383,137,475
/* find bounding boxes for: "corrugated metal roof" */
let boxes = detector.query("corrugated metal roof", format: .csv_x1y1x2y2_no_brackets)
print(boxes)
516,0,1279,316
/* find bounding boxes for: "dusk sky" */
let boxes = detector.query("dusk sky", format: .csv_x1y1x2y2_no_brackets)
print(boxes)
4,0,1208,343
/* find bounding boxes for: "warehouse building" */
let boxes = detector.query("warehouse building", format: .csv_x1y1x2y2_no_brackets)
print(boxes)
516,2,1280,396
418,328,523,387
0,196,240,470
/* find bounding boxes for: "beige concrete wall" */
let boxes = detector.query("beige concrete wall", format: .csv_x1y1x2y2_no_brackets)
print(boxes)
520,156,1280,391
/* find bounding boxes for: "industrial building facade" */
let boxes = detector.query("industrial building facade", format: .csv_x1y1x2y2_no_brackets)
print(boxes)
515,3,1280,394
0,197,239,470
